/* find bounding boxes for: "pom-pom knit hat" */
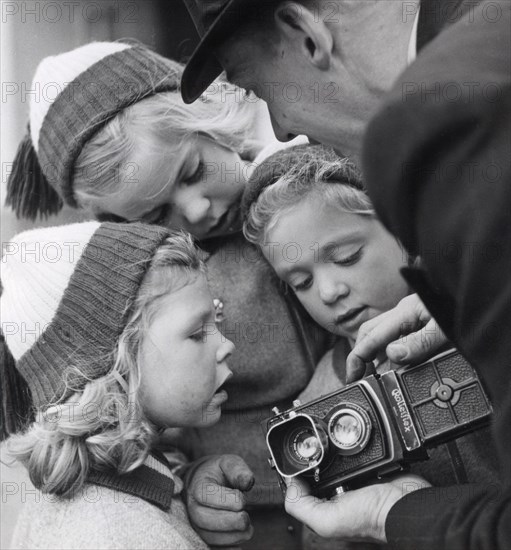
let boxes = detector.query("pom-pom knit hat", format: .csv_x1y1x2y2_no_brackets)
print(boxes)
6,41,181,220
0,221,174,436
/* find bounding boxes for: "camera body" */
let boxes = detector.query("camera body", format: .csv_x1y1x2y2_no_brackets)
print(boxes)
265,349,492,498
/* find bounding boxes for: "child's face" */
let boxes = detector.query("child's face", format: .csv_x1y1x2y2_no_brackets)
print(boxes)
139,274,234,428
263,197,409,342
95,135,247,240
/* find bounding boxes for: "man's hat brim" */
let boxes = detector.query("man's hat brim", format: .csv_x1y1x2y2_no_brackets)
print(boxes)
181,0,262,104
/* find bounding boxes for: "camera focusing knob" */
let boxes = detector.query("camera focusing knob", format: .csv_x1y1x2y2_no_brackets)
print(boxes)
335,486,347,495
268,458,275,469
293,400,301,407
272,407,281,415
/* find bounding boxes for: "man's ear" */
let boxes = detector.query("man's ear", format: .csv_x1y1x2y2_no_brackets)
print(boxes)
274,1,333,70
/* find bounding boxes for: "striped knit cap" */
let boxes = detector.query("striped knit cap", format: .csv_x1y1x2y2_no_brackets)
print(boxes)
1,221,170,410
6,41,181,220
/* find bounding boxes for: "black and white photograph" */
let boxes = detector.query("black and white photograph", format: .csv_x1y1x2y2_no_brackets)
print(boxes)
1,1,509,549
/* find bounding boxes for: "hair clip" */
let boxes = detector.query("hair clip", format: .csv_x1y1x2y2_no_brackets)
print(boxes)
213,298,224,323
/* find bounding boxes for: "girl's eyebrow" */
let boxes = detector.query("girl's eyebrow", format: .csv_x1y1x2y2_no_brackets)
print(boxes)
184,306,215,331
322,233,364,256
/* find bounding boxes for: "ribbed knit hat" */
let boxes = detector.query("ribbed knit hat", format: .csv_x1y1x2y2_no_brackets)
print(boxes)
1,222,171,424
241,144,365,220
6,41,181,220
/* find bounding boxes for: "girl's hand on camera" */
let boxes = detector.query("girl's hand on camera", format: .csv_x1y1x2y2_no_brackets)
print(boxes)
284,473,431,543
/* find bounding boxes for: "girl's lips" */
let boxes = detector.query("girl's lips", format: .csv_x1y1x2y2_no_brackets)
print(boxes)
209,197,243,236
212,389,229,405
335,307,367,328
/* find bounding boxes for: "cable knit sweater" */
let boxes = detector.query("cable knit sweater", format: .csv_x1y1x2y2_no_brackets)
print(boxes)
11,455,207,550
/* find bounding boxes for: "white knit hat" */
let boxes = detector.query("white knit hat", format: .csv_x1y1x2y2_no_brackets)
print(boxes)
1,222,99,360
7,40,182,220
29,42,130,154
1,221,175,411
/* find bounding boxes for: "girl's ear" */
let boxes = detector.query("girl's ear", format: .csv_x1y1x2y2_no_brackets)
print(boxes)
274,1,334,71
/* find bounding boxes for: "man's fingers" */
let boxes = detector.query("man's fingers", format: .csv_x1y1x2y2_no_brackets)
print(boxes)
387,318,448,364
284,478,318,525
191,507,251,532
347,294,434,377
346,355,368,384
219,454,255,492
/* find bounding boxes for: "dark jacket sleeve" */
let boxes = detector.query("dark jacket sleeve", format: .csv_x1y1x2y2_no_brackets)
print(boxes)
362,1,511,548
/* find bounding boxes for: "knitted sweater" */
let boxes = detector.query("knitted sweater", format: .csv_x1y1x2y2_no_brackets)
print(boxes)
11,455,207,550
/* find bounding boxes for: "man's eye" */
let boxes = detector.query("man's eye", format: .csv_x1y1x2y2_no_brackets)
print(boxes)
183,160,204,186
334,247,363,267
292,276,313,292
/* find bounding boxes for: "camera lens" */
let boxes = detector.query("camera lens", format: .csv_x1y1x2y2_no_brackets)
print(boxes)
293,429,322,462
267,413,327,477
328,407,371,456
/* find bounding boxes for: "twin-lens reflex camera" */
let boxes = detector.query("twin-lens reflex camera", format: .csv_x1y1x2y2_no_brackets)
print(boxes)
265,349,492,497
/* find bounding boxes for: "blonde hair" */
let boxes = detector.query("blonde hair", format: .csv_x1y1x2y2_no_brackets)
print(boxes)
243,145,373,246
6,233,205,498
73,69,262,210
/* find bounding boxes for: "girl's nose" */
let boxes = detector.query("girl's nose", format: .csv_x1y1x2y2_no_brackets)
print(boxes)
217,337,235,364
318,274,349,305
180,194,211,225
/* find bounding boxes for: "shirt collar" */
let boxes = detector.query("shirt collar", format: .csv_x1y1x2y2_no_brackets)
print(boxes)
87,452,179,511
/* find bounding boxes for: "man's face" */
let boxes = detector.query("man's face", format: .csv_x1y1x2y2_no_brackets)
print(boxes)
216,2,409,158
217,35,353,151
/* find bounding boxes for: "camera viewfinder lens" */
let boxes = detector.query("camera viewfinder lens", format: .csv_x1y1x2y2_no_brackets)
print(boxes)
328,407,371,456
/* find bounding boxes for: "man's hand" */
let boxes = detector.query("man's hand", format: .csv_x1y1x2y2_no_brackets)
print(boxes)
347,294,448,383
183,454,255,546
284,474,431,543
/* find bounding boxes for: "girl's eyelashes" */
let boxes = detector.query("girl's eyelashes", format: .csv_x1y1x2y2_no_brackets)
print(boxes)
189,330,206,343
183,159,204,186
290,248,363,292
333,247,363,266
146,204,171,226
292,276,313,292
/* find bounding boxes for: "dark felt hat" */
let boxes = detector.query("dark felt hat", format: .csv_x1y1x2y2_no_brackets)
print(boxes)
181,0,272,103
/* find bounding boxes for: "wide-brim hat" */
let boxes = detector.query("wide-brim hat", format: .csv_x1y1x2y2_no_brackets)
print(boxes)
181,0,266,104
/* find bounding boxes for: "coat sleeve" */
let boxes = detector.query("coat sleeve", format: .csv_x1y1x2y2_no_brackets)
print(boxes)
362,1,511,548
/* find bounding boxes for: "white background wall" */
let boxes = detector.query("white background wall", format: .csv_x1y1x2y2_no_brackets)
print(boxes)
1,0,164,243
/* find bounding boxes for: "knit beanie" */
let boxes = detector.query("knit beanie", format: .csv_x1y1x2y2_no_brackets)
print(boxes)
0,221,172,436
6,41,181,220
241,144,365,220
